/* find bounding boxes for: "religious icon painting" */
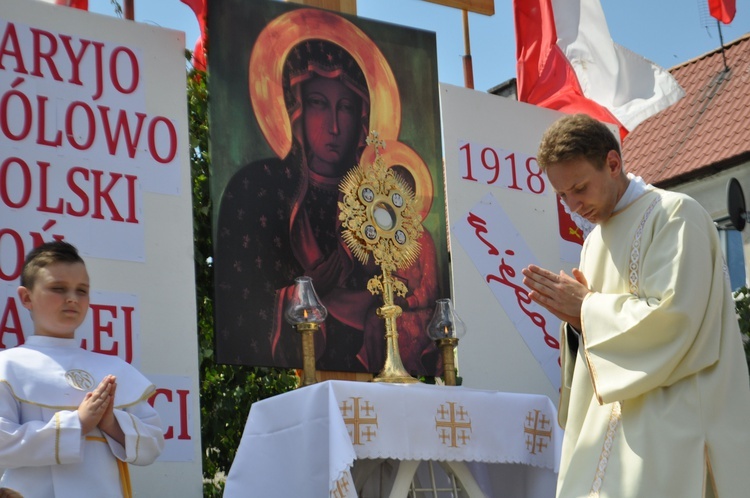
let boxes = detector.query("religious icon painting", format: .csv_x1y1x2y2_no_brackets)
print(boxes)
209,0,450,376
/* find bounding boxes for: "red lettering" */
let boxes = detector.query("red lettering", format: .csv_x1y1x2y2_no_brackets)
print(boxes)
0,298,25,349
0,157,32,208
80,304,135,363
91,170,125,221
65,101,96,150
466,212,499,255
149,389,174,439
87,303,119,356
92,41,104,101
0,297,24,349
65,166,89,217
65,166,139,223
148,388,192,441
37,161,64,214
486,254,561,353
0,230,24,282
66,169,139,223
124,175,138,223
98,106,146,158
109,46,139,94
0,23,27,74
29,220,64,248
147,117,177,164
459,142,477,181
36,95,63,146
176,390,190,440
1,87,32,141
58,35,90,86
121,306,134,364
505,152,523,191
30,28,62,81
57,36,105,101
0,158,139,223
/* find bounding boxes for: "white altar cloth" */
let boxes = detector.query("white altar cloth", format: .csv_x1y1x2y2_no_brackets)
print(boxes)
224,380,562,497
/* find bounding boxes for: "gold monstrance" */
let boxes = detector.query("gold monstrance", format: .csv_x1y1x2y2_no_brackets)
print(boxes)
339,132,423,383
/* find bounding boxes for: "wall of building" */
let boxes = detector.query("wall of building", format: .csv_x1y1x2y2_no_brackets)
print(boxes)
663,161,750,288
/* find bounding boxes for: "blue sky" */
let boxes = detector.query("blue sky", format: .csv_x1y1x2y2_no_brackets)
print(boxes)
87,0,750,91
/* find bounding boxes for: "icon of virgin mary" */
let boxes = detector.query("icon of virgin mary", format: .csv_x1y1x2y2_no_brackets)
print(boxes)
213,6,446,376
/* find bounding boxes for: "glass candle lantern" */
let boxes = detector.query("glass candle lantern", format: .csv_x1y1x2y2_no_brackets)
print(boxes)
427,298,466,386
284,276,327,386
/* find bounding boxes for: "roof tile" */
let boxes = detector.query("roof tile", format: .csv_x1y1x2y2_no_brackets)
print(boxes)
624,33,750,186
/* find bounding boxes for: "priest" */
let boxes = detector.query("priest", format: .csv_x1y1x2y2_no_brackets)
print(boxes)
522,113,750,498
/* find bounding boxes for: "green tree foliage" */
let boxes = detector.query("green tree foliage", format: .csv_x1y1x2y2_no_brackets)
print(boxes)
186,57,298,497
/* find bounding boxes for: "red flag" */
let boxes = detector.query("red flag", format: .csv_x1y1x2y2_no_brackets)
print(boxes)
514,0,684,140
515,0,684,246
709,0,736,24
181,0,206,33
514,0,625,138
181,0,207,71
192,36,206,72
49,0,88,9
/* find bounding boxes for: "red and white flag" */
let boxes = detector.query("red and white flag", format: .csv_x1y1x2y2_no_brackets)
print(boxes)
514,0,684,139
709,0,736,24
37,0,88,8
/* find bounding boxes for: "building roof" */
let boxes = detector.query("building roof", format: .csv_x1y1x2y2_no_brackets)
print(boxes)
623,33,750,188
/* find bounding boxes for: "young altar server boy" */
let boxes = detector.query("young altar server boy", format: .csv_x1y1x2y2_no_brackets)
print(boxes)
0,241,164,497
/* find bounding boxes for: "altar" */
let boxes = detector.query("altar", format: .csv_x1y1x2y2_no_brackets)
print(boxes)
223,380,562,497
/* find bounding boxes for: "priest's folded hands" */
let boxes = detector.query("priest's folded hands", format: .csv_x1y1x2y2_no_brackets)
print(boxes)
521,264,589,331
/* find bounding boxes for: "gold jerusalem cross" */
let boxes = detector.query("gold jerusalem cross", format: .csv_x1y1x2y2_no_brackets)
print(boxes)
524,409,552,455
340,397,378,445
435,401,472,448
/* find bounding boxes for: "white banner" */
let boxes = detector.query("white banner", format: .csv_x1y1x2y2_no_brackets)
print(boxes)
441,83,574,402
0,17,182,266
1,2,201,495
453,193,561,390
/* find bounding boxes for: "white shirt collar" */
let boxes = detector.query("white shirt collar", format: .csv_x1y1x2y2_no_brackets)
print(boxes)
24,335,78,348
614,173,651,213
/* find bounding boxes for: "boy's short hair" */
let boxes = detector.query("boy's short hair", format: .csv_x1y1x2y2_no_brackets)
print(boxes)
21,241,84,289
537,114,621,172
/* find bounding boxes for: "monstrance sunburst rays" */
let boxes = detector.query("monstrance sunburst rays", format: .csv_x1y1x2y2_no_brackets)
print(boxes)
338,131,424,383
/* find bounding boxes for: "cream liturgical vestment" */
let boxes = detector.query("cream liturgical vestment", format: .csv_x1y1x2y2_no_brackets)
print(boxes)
558,188,750,498
0,336,164,498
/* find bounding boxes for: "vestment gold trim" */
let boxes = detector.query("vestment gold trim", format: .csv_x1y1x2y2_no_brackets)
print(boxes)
128,412,141,461
54,411,61,465
0,379,155,410
588,401,621,497
86,436,132,498
586,194,660,495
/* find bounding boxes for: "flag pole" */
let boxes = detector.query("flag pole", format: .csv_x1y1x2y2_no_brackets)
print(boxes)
124,0,134,20
462,9,474,89
717,20,729,72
